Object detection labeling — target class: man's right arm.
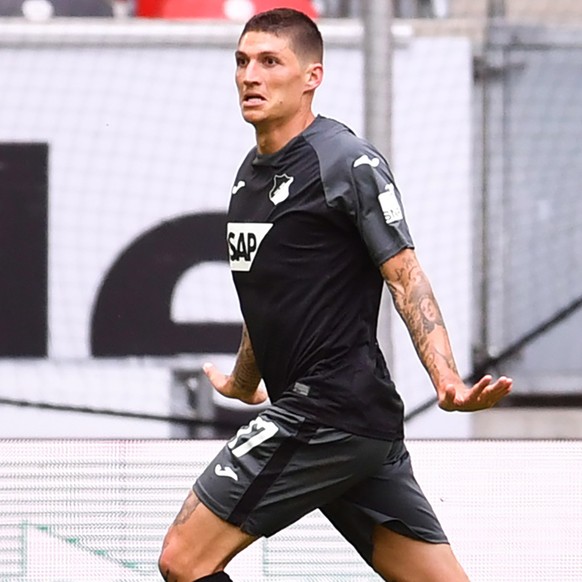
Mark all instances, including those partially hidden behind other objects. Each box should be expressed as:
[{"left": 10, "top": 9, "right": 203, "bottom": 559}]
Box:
[{"left": 203, "top": 324, "right": 268, "bottom": 405}]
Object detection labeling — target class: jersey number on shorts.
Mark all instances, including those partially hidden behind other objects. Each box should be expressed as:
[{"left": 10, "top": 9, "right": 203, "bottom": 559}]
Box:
[{"left": 228, "top": 417, "right": 279, "bottom": 458}]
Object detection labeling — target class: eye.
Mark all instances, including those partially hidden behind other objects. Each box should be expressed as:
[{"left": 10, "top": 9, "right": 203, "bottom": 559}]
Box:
[
  {"left": 263, "top": 56, "right": 279, "bottom": 66},
  {"left": 235, "top": 55, "right": 247, "bottom": 67}
]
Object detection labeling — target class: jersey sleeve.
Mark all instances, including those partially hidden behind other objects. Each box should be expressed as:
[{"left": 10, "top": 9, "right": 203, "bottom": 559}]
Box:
[
  {"left": 305, "top": 118, "right": 414, "bottom": 266},
  {"left": 320, "top": 144, "right": 413, "bottom": 266},
  {"left": 346, "top": 146, "right": 414, "bottom": 265}
]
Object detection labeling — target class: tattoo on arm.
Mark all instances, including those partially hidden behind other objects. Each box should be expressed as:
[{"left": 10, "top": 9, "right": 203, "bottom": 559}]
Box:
[
  {"left": 232, "top": 325, "right": 262, "bottom": 395},
  {"left": 385, "top": 253, "right": 459, "bottom": 388}
]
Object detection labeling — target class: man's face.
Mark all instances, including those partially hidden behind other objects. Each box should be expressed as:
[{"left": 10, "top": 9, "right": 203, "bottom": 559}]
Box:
[
  {"left": 420, "top": 296, "right": 437, "bottom": 322},
  {"left": 235, "top": 31, "right": 312, "bottom": 127}
]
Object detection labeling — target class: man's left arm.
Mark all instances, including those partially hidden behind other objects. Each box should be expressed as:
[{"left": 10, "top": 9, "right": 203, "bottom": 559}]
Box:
[{"left": 381, "top": 247, "right": 512, "bottom": 412}]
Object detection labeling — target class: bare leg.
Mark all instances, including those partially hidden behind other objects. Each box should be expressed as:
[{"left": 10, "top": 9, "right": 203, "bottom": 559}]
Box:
[
  {"left": 372, "top": 525, "right": 470, "bottom": 582},
  {"left": 159, "top": 490, "right": 257, "bottom": 582}
]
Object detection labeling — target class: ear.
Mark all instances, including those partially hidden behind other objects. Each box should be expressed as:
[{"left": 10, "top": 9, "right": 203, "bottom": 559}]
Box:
[{"left": 304, "top": 62, "right": 323, "bottom": 93}]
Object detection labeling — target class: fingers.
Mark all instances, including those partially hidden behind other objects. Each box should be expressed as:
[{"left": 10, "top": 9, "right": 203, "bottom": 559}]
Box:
[
  {"left": 489, "top": 375, "right": 513, "bottom": 399},
  {"left": 481, "top": 375, "right": 512, "bottom": 393},
  {"left": 438, "top": 384, "right": 458, "bottom": 411},
  {"left": 203, "top": 362, "right": 267, "bottom": 405},
  {"left": 202, "top": 361, "right": 214, "bottom": 379},
  {"left": 472, "top": 374, "right": 492, "bottom": 394},
  {"left": 202, "top": 362, "right": 225, "bottom": 390},
  {"left": 472, "top": 374, "right": 513, "bottom": 408},
  {"left": 440, "top": 375, "right": 513, "bottom": 412},
  {"left": 474, "top": 375, "right": 512, "bottom": 395},
  {"left": 491, "top": 376, "right": 512, "bottom": 390}
]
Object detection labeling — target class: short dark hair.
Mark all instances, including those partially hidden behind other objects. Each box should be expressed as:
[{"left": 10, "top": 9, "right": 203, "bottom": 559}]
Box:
[{"left": 240, "top": 8, "right": 323, "bottom": 63}]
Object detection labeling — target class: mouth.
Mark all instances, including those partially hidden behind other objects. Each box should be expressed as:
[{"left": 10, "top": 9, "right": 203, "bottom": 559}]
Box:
[{"left": 242, "top": 93, "right": 266, "bottom": 107}]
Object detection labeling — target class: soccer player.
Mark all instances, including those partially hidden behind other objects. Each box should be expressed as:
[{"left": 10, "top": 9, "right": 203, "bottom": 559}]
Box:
[{"left": 158, "top": 8, "right": 512, "bottom": 582}]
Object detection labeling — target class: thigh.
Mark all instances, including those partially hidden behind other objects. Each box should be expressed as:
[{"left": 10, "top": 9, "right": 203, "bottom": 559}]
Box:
[
  {"left": 160, "top": 489, "right": 257, "bottom": 580},
  {"left": 372, "top": 526, "right": 469, "bottom": 582},
  {"left": 193, "top": 405, "right": 391, "bottom": 538},
  {"left": 320, "top": 440, "right": 448, "bottom": 568}
]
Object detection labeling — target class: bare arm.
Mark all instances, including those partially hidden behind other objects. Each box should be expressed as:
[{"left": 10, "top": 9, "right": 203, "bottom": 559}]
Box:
[
  {"left": 203, "top": 324, "right": 268, "bottom": 405},
  {"left": 381, "top": 248, "right": 512, "bottom": 411}
]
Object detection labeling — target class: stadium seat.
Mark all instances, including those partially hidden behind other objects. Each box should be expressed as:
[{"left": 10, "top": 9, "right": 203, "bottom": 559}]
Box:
[
  {"left": 0, "top": 0, "right": 114, "bottom": 17},
  {"left": 51, "top": 0, "right": 114, "bottom": 17},
  {"left": 136, "top": 0, "right": 318, "bottom": 20},
  {"left": 0, "top": 0, "right": 27, "bottom": 16}
]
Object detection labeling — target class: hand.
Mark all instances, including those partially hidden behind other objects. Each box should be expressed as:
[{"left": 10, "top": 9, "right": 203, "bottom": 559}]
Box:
[
  {"left": 203, "top": 362, "right": 268, "bottom": 405},
  {"left": 438, "top": 374, "right": 512, "bottom": 412}
]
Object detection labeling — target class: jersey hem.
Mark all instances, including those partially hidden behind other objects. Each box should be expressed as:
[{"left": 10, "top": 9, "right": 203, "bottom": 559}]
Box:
[{"left": 274, "top": 398, "right": 404, "bottom": 442}]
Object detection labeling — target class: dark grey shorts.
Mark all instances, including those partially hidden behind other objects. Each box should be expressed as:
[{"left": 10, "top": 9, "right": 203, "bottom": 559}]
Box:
[{"left": 193, "top": 405, "right": 447, "bottom": 566}]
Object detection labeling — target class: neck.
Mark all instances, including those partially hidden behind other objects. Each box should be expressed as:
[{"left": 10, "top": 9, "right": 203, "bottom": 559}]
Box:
[{"left": 255, "top": 111, "right": 316, "bottom": 155}]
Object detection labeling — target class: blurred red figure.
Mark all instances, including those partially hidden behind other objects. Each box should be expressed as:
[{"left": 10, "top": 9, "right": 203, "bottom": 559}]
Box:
[{"left": 136, "top": 0, "right": 318, "bottom": 19}]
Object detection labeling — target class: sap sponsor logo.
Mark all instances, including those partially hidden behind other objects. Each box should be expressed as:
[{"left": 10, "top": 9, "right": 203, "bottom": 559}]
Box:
[
  {"left": 269, "top": 174, "right": 294, "bottom": 205},
  {"left": 227, "top": 222, "right": 273, "bottom": 272},
  {"left": 353, "top": 154, "right": 380, "bottom": 168},
  {"left": 377, "top": 183, "right": 403, "bottom": 224}
]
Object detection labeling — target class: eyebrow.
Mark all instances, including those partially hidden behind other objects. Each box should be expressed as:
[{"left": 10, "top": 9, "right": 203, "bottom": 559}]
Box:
[{"left": 235, "top": 49, "right": 284, "bottom": 59}]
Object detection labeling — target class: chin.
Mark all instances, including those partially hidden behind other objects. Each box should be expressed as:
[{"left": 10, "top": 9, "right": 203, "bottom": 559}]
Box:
[{"left": 241, "top": 110, "right": 266, "bottom": 126}]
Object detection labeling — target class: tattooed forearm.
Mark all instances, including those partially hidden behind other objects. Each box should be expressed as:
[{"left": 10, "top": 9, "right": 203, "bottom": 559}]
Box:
[
  {"left": 383, "top": 251, "right": 459, "bottom": 389},
  {"left": 232, "top": 325, "right": 262, "bottom": 396}
]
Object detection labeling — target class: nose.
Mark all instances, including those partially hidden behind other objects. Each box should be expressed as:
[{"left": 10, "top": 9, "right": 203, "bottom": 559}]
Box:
[{"left": 242, "top": 59, "right": 260, "bottom": 85}]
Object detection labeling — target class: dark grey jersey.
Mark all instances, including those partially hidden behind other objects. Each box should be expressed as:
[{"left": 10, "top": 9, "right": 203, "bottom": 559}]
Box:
[{"left": 226, "top": 116, "right": 414, "bottom": 440}]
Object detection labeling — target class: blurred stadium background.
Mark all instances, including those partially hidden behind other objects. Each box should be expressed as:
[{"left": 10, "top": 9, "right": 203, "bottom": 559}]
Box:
[{"left": 0, "top": 0, "right": 581, "bottom": 579}]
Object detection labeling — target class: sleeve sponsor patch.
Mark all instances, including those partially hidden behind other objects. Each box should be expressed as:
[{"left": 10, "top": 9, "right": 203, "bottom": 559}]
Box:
[{"left": 377, "top": 183, "right": 403, "bottom": 224}]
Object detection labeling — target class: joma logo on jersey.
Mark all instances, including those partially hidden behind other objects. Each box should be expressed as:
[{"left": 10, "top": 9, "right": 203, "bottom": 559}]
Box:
[{"left": 227, "top": 223, "right": 273, "bottom": 272}]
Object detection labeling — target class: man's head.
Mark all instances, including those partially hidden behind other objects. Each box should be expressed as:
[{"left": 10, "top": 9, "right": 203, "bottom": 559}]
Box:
[{"left": 235, "top": 8, "right": 324, "bottom": 132}]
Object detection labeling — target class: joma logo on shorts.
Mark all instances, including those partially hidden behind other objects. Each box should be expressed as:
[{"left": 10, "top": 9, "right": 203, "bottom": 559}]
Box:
[
  {"left": 227, "top": 222, "right": 273, "bottom": 272},
  {"left": 214, "top": 464, "right": 238, "bottom": 481}
]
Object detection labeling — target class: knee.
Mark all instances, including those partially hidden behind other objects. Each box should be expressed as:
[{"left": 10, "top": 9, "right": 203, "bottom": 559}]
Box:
[
  {"left": 158, "top": 532, "right": 218, "bottom": 582},
  {"left": 158, "top": 540, "right": 178, "bottom": 581},
  {"left": 158, "top": 535, "right": 197, "bottom": 581}
]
